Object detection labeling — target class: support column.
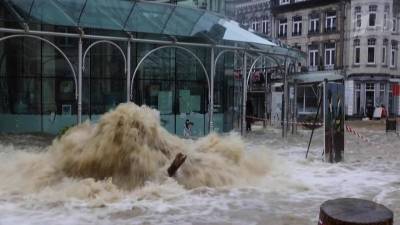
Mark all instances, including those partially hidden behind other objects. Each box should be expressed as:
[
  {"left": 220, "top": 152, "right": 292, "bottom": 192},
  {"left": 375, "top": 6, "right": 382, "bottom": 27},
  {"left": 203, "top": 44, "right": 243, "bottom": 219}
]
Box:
[
  {"left": 78, "top": 38, "right": 83, "bottom": 124},
  {"left": 293, "top": 80, "right": 298, "bottom": 134},
  {"left": 241, "top": 52, "right": 247, "bottom": 136},
  {"left": 209, "top": 47, "right": 215, "bottom": 132},
  {"left": 127, "top": 40, "right": 131, "bottom": 102},
  {"left": 264, "top": 58, "right": 268, "bottom": 128},
  {"left": 283, "top": 59, "right": 289, "bottom": 139}
]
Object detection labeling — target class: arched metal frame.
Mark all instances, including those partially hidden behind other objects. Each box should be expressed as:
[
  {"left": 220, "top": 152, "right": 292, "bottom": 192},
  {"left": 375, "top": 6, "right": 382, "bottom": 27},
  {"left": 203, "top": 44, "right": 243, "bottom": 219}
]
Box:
[
  {"left": 130, "top": 45, "right": 210, "bottom": 100},
  {"left": 82, "top": 40, "right": 127, "bottom": 74},
  {"left": 0, "top": 34, "right": 78, "bottom": 99},
  {"left": 129, "top": 45, "right": 212, "bottom": 130},
  {"left": 0, "top": 28, "right": 304, "bottom": 136}
]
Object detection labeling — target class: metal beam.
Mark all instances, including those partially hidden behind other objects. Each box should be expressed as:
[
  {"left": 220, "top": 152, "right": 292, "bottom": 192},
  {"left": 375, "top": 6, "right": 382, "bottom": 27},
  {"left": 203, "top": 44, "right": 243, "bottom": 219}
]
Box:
[
  {"left": 0, "top": 27, "right": 302, "bottom": 60},
  {"left": 78, "top": 38, "right": 83, "bottom": 124},
  {"left": 0, "top": 34, "right": 78, "bottom": 100},
  {"left": 82, "top": 40, "right": 127, "bottom": 74},
  {"left": 130, "top": 45, "right": 211, "bottom": 103},
  {"left": 210, "top": 47, "right": 215, "bottom": 132}
]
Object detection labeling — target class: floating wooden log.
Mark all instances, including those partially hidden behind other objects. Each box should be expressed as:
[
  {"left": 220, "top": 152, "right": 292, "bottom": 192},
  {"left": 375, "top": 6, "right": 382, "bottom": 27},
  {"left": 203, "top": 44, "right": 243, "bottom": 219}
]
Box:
[
  {"left": 319, "top": 198, "right": 393, "bottom": 225},
  {"left": 167, "top": 153, "right": 187, "bottom": 177}
]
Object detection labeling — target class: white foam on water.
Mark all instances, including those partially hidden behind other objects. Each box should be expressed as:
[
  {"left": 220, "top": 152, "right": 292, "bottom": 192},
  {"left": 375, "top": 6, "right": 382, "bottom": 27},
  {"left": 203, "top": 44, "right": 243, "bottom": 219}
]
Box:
[{"left": 0, "top": 103, "right": 399, "bottom": 225}]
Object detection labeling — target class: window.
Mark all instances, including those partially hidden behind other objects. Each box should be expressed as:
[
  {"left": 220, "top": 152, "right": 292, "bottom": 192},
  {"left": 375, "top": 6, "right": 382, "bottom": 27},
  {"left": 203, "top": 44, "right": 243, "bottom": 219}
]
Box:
[
  {"left": 384, "top": 5, "right": 390, "bottom": 29},
  {"left": 309, "top": 46, "right": 318, "bottom": 71},
  {"left": 354, "top": 39, "right": 360, "bottom": 64},
  {"left": 382, "top": 39, "right": 388, "bottom": 65},
  {"left": 393, "top": 19, "right": 397, "bottom": 32},
  {"left": 251, "top": 20, "right": 257, "bottom": 31},
  {"left": 325, "top": 11, "right": 337, "bottom": 32},
  {"left": 367, "top": 38, "right": 376, "bottom": 64},
  {"left": 309, "top": 15, "right": 320, "bottom": 33},
  {"left": 391, "top": 41, "right": 398, "bottom": 68},
  {"left": 278, "top": 19, "right": 288, "bottom": 37},
  {"left": 280, "top": 0, "right": 289, "bottom": 5},
  {"left": 369, "top": 5, "right": 377, "bottom": 27},
  {"left": 366, "top": 83, "right": 374, "bottom": 90},
  {"left": 379, "top": 83, "right": 385, "bottom": 106},
  {"left": 355, "top": 83, "right": 361, "bottom": 115},
  {"left": 292, "top": 16, "right": 302, "bottom": 36},
  {"left": 355, "top": 6, "right": 362, "bottom": 28},
  {"left": 262, "top": 19, "right": 269, "bottom": 34},
  {"left": 325, "top": 43, "right": 335, "bottom": 69}
]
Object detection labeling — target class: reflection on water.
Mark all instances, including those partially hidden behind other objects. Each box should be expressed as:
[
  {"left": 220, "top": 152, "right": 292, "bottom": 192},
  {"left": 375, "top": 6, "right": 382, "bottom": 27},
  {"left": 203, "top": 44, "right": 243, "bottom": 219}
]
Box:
[{"left": 0, "top": 105, "right": 399, "bottom": 225}]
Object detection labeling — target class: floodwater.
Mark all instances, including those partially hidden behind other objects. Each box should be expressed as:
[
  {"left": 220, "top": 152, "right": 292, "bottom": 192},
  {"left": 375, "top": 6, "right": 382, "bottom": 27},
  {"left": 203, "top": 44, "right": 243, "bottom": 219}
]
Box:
[{"left": 0, "top": 105, "right": 399, "bottom": 225}]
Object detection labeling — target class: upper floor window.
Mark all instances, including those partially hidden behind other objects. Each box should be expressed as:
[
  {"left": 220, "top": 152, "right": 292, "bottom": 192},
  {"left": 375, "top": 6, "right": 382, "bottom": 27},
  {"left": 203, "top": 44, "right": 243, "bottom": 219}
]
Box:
[
  {"left": 308, "top": 45, "right": 319, "bottom": 70},
  {"left": 325, "top": 11, "right": 337, "bottom": 32},
  {"left": 262, "top": 19, "right": 269, "bottom": 34},
  {"left": 251, "top": 20, "right": 257, "bottom": 31},
  {"left": 382, "top": 39, "right": 388, "bottom": 65},
  {"left": 278, "top": 19, "right": 288, "bottom": 37},
  {"left": 393, "top": 19, "right": 397, "bottom": 32},
  {"left": 367, "top": 38, "right": 376, "bottom": 64},
  {"left": 369, "top": 5, "right": 377, "bottom": 27},
  {"left": 355, "top": 6, "right": 362, "bottom": 28},
  {"left": 354, "top": 39, "right": 360, "bottom": 65},
  {"left": 280, "top": 0, "right": 289, "bottom": 5},
  {"left": 391, "top": 41, "right": 398, "bottom": 68},
  {"left": 309, "top": 14, "right": 320, "bottom": 33},
  {"left": 325, "top": 42, "right": 336, "bottom": 69},
  {"left": 292, "top": 16, "right": 302, "bottom": 36}
]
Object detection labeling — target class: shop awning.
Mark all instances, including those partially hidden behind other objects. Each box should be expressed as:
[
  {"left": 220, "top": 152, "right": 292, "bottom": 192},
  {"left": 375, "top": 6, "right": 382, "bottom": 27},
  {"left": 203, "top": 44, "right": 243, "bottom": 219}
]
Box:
[{"left": 292, "top": 70, "right": 344, "bottom": 83}]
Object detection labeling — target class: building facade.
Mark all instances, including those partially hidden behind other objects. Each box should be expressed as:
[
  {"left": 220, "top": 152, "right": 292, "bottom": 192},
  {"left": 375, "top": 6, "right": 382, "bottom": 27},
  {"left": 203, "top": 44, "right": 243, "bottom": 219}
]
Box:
[
  {"left": 234, "top": 0, "right": 272, "bottom": 36},
  {"left": 344, "top": 0, "right": 400, "bottom": 117},
  {"left": 271, "top": 0, "right": 400, "bottom": 117}
]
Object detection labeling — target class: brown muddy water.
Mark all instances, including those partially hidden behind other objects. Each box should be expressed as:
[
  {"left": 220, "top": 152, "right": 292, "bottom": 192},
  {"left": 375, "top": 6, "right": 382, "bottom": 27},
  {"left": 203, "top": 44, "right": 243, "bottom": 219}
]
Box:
[{"left": 0, "top": 103, "right": 399, "bottom": 225}]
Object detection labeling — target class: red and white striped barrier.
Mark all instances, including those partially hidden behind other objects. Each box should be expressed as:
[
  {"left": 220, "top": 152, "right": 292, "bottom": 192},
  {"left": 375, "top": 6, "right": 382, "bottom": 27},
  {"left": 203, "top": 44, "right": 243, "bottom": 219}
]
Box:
[
  {"left": 246, "top": 116, "right": 323, "bottom": 126},
  {"left": 345, "top": 125, "right": 370, "bottom": 143}
]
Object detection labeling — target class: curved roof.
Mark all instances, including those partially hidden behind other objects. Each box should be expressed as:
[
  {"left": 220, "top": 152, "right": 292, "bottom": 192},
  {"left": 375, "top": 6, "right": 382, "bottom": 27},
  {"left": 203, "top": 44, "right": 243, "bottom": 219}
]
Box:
[{"left": 5, "top": 0, "right": 276, "bottom": 46}]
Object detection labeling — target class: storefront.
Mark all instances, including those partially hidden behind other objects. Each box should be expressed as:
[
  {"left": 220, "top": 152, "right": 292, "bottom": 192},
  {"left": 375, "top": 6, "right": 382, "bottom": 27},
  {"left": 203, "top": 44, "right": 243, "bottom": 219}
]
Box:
[{"left": 0, "top": 0, "right": 302, "bottom": 136}]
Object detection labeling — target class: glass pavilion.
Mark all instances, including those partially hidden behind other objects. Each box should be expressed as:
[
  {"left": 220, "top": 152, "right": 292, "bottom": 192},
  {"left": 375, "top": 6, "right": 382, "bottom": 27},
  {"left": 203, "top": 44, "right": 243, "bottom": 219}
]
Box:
[{"left": 0, "top": 0, "right": 304, "bottom": 136}]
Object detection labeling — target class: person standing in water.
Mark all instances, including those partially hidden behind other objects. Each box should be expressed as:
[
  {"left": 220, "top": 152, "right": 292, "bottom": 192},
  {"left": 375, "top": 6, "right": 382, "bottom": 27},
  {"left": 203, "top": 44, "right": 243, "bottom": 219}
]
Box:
[{"left": 183, "top": 119, "right": 193, "bottom": 138}]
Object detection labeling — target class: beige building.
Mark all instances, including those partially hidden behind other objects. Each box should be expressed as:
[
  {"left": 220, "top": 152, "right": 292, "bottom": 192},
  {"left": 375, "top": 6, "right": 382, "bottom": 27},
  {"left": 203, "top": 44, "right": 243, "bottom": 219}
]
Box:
[
  {"left": 344, "top": 0, "right": 400, "bottom": 117},
  {"left": 271, "top": 0, "right": 400, "bottom": 117}
]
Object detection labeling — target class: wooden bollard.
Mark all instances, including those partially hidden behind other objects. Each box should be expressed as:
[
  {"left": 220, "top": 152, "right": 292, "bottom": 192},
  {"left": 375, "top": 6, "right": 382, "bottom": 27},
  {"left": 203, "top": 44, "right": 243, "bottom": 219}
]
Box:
[{"left": 319, "top": 198, "right": 393, "bottom": 225}]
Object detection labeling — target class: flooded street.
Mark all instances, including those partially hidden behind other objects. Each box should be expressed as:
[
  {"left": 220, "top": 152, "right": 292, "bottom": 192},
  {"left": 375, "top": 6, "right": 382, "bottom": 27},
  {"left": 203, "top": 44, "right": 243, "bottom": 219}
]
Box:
[{"left": 0, "top": 118, "right": 399, "bottom": 225}]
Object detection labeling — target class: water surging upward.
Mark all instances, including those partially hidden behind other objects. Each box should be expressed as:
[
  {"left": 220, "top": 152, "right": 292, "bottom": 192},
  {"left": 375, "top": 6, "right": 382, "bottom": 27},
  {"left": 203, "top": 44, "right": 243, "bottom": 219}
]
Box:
[{"left": 0, "top": 103, "right": 270, "bottom": 198}]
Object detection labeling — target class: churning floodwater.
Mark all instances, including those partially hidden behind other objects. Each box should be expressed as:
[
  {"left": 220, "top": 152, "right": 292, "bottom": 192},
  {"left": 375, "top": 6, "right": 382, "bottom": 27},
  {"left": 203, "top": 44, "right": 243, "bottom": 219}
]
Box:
[{"left": 0, "top": 103, "right": 399, "bottom": 225}]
